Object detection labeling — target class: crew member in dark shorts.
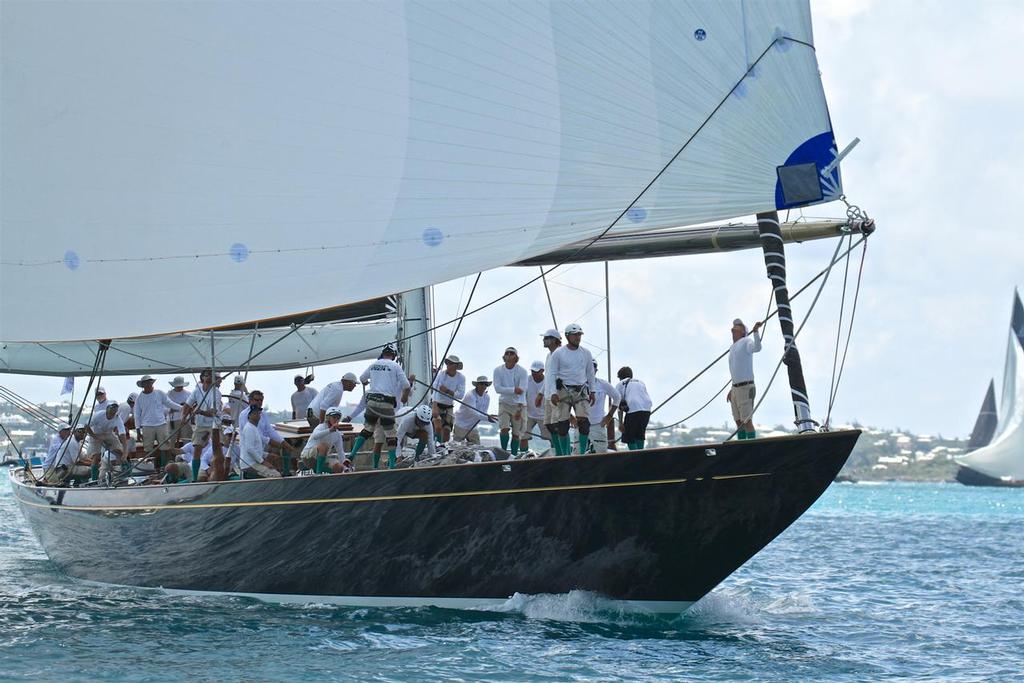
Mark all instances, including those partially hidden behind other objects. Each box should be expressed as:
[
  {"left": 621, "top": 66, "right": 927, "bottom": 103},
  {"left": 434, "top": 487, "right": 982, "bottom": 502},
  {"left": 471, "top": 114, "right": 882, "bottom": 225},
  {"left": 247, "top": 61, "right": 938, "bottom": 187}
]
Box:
[{"left": 615, "top": 367, "right": 653, "bottom": 451}]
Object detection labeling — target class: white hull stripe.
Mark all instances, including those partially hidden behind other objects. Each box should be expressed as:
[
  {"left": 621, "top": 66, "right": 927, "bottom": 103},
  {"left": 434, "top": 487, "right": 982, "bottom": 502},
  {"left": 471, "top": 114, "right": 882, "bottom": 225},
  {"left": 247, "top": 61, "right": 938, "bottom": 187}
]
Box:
[{"left": 74, "top": 578, "right": 696, "bottom": 614}]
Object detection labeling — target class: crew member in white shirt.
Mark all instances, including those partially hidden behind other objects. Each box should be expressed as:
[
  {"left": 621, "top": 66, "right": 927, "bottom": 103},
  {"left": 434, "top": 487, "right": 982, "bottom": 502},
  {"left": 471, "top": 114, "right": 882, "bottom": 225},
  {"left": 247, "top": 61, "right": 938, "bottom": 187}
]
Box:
[
  {"left": 493, "top": 347, "right": 528, "bottom": 455},
  {"left": 308, "top": 373, "right": 358, "bottom": 427},
  {"left": 546, "top": 323, "right": 596, "bottom": 455},
  {"left": 239, "top": 406, "right": 281, "bottom": 479},
  {"left": 430, "top": 354, "right": 465, "bottom": 443},
  {"left": 86, "top": 402, "right": 128, "bottom": 480},
  {"left": 94, "top": 386, "right": 109, "bottom": 415},
  {"left": 452, "top": 376, "right": 495, "bottom": 444},
  {"left": 133, "top": 375, "right": 182, "bottom": 470},
  {"left": 117, "top": 393, "right": 138, "bottom": 455},
  {"left": 540, "top": 329, "right": 564, "bottom": 454},
  {"left": 522, "top": 360, "right": 550, "bottom": 454},
  {"left": 349, "top": 344, "right": 410, "bottom": 470},
  {"left": 167, "top": 377, "right": 191, "bottom": 441},
  {"left": 615, "top": 366, "right": 654, "bottom": 450},
  {"left": 727, "top": 318, "right": 763, "bottom": 440},
  {"left": 43, "top": 424, "right": 87, "bottom": 484},
  {"left": 291, "top": 375, "right": 319, "bottom": 421},
  {"left": 184, "top": 368, "right": 224, "bottom": 481},
  {"left": 301, "top": 407, "right": 349, "bottom": 473},
  {"left": 227, "top": 376, "right": 248, "bottom": 427},
  {"left": 396, "top": 404, "right": 436, "bottom": 461},
  {"left": 586, "top": 362, "right": 621, "bottom": 454},
  {"left": 238, "top": 390, "right": 300, "bottom": 463}
]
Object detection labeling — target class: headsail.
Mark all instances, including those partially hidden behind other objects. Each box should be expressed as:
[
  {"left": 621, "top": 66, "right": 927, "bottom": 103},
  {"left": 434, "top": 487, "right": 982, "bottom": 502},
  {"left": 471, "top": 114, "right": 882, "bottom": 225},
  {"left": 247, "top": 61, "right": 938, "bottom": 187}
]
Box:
[
  {"left": 958, "top": 291, "right": 1024, "bottom": 480},
  {"left": 966, "top": 380, "right": 999, "bottom": 451},
  {"left": 2, "top": 1, "right": 842, "bottom": 342}
]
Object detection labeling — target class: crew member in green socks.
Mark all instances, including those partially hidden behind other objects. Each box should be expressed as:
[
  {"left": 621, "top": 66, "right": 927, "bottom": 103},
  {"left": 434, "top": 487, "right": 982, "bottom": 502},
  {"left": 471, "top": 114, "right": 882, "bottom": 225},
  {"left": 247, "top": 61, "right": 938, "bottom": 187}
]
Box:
[
  {"left": 493, "top": 347, "right": 529, "bottom": 456},
  {"left": 300, "top": 407, "right": 346, "bottom": 473},
  {"left": 546, "top": 324, "right": 597, "bottom": 456},
  {"left": 727, "top": 318, "right": 763, "bottom": 440},
  {"left": 615, "top": 367, "right": 652, "bottom": 451},
  {"left": 395, "top": 404, "right": 436, "bottom": 463},
  {"left": 348, "top": 344, "right": 411, "bottom": 469}
]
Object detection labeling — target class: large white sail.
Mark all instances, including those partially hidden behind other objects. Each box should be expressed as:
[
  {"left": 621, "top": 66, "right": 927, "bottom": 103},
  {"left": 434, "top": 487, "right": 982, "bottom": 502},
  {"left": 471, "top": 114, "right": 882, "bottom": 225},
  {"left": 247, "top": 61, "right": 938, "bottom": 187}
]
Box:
[
  {"left": 959, "top": 292, "right": 1024, "bottom": 480},
  {"left": 1, "top": 1, "right": 841, "bottom": 342}
]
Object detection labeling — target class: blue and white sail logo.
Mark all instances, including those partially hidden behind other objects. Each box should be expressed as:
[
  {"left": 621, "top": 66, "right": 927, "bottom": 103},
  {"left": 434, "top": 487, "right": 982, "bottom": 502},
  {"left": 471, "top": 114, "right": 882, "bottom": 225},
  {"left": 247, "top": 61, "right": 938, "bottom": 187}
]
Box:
[
  {"left": 229, "top": 243, "right": 249, "bottom": 263},
  {"left": 694, "top": 28, "right": 707, "bottom": 41}
]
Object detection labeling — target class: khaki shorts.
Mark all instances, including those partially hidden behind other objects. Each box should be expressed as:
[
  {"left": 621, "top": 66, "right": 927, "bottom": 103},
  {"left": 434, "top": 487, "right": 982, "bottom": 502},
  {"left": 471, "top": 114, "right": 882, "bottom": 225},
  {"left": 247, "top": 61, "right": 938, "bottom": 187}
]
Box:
[
  {"left": 452, "top": 425, "right": 480, "bottom": 444},
  {"left": 433, "top": 403, "right": 455, "bottom": 429},
  {"left": 140, "top": 424, "right": 170, "bottom": 450},
  {"left": 86, "top": 431, "right": 123, "bottom": 456},
  {"left": 589, "top": 429, "right": 608, "bottom": 454},
  {"left": 525, "top": 416, "right": 549, "bottom": 441},
  {"left": 729, "top": 383, "right": 756, "bottom": 424},
  {"left": 555, "top": 386, "right": 590, "bottom": 423},
  {"left": 543, "top": 399, "right": 556, "bottom": 425},
  {"left": 191, "top": 425, "right": 220, "bottom": 447},
  {"left": 498, "top": 402, "right": 525, "bottom": 436},
  {"left": 170, "top": 419, "right": 192, "bottom": 440}
]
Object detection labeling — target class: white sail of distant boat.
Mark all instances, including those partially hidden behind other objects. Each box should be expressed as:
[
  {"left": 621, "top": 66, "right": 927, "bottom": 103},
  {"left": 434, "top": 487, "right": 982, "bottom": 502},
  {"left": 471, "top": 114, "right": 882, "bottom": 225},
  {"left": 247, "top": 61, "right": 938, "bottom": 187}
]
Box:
[
  {"left": 958, "top": 291, "right": 1024, "bottom": 482},
  {"left": 1, "top": 0, "right": 842, "bottom": 356}
]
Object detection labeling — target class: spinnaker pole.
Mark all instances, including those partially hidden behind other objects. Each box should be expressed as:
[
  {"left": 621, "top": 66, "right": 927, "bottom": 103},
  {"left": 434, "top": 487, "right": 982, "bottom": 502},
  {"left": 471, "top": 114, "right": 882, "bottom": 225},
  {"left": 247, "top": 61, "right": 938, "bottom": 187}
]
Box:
[{"left": 757, "top": 211, "right": 816, "bottom": 433}]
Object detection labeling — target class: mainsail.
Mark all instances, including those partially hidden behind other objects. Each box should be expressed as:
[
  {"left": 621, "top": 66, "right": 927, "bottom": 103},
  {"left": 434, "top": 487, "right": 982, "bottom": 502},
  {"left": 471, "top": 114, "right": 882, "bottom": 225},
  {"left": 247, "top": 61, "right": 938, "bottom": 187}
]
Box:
[
  {"left": 958, "top": 291, "right": 1024, "bottom": 480},
  {"left": 1, "top": 1, "right": 843, "bottom": 345}
]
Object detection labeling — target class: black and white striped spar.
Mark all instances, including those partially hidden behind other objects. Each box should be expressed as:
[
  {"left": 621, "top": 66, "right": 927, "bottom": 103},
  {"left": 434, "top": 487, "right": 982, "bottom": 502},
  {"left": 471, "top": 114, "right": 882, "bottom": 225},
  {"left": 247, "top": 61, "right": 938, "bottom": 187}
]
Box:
[{"left": 757, "top": 211, "right": 816, "bottom": 433}]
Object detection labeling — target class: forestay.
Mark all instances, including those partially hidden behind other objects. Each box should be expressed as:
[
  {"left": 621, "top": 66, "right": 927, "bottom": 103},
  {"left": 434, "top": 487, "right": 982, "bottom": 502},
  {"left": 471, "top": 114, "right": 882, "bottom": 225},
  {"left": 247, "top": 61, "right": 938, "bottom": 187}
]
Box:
[
  {"left": 958, "top": 292, "right": 1024, "bottom": 480},
  {"left": 1, "top": 1, "right": 842, "bottom": 342}
]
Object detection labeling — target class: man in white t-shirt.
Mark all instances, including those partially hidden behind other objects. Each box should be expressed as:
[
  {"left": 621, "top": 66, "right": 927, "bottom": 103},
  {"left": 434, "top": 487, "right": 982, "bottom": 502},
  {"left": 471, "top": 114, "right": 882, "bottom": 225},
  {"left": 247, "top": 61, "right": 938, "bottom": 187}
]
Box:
[
  {"left": 493, "top": 347, "right": 528, "bottom": 455},
  {"left": 615, "top": 366, "right": 654, "bottom": 451},
  {"left": 308, "top": 373, "right": 359, "bottom": 427},
  {"left": 452, "top": 376, "right": 495, "bottom": 444},
  {"left": 586, "top": 362, "right": 620, "bottom": 454},
  {"left": 226, "top": 376, "right": 248, "bottom": 427},
  {"left": 546, "top": 323, "right": 596, "bottom": 456},
  {"left": 184, "top": 368, "right": 224, "bottom": 481},
  {"left": 86, "top": 402, "right": 127, "bottom": 480},
  {"left": 727, "top": 318, "right": 763, "bottom": 440},
  {"left": 430, "top": 354, "right": 465, "bottom": 443},
  {"left": 521, "top": 360, "right": 549, "bottom": 454},
  {"left": 540, "top": 329, "right": 563, "bottom": 454},
  {"left": 133, "top": 375, "right": 183, "bottom": 469},
  {"left": 349, "top": 344, "right": 410, "bottom": 470},
  {"left": 301, "top": 407, "right": 350, "bottom": 474},
  {"left": 291, "top": 375, "right": 319, "bottom": 420},
  {"left": 240, "top": 406, "right": 281, "bottom": 479},
  {"left": 167, "top": 376, "right": 191, "bottom": 441},
  {"left": 397, "top": 404, "right": 436, "bottom": 461}
]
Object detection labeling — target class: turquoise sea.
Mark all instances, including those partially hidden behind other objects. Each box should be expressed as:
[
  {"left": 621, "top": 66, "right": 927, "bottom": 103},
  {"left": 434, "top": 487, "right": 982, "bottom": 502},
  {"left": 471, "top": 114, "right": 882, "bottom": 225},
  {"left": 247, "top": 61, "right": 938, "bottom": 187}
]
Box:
[{"left": 1, "top": 479, "right": 1022, "bottom": 682}]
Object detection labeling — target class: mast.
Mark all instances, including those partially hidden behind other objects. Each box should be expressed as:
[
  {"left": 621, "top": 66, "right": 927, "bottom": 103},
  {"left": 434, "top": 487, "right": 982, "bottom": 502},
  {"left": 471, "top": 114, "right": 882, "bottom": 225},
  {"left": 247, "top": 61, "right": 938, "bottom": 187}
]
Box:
[
  {"left": 396, "top": 287, "right": 434, "bottom": 406},
  {"left": 757, "top": 211, "right": 816, "bottom": 433}
]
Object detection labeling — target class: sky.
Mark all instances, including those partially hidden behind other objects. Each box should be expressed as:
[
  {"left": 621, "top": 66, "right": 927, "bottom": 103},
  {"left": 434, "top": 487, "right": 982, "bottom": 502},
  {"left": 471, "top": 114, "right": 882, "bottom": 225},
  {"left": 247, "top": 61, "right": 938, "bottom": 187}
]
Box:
[{"left": 3, "top": 0, "right": 1022, "bottom": 437}]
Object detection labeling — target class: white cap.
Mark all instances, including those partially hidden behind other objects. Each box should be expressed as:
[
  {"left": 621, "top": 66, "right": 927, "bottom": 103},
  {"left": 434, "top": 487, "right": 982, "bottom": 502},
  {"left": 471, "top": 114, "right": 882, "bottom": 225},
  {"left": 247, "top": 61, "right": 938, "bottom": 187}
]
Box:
[
  {"left": 473, "top": 375, "right": 492, "bottom": 385},
  {"left": 504, "top": 346, "right": 518, "bottom": 355},
  {"left": 169, "top": 376, "right": 189, "bottom": 388},
  {"left": 444, "top": 354, "right": 463, "bottom": 369},
  {"left": 541, "top": 328, "right": 561, "bottom": 339},
  {"left": 96, "top": 386, "right": 107, "bottom": 394},
  {"left": 127, "top": 392, "right": 138, "bottom": 402},
  {"left": 530, "top": 360, "right": 545, "bottom": 372},
  {"left": 234, "top": 376, "right": 245, "bottom": 385},
  {"left": 564, "top": 323, "right": 583, "bottom": 335},
  {"left": 342, "top": 372, "right": 358, "bottom": 382},
  {"left": 414, "top": 404, "right": 433, "bottom": 423}
]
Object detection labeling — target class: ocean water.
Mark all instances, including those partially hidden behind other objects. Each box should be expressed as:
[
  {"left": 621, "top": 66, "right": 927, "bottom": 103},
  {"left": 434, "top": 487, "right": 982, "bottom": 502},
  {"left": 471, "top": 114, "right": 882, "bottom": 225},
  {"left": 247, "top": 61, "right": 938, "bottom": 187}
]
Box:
[{"left": 1, "top": 479, "right": 1022, "bottom": 682}]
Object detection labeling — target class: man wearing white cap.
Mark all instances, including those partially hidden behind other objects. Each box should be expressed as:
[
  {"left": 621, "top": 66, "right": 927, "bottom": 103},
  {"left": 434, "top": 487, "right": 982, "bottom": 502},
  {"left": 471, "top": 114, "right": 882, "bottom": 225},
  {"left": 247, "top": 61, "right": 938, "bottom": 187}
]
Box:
[
  {"left": 291, "top": 375, "right": 319, "bottom": 421},
  {"left": 453, "top": 376, "right": 494, "bottom": 444},
  {"left": 227, "top": 376, "right": 248, "bottom": 427},
  {"left": 493, "top": 347, "right": 528, "bottom": 455},
  {"left": 167, "top": 376, "right": 191, "bottom": 441},
  {"left": 541, "top": 329, "right": 564, "bottom": 454},
  {"left": 183, "top": 368, "right": 224, "bottom": 481},
  {"left": 133, "top": 375, "right": 182, "bottom": 470},
  {"left": 308, "top": 373, "right": 359, "bottom": 427},
  {"left": 94, "top": 387, "right": 109, "bottom": 415},
  {"left": 522, "top": 360, "right": 550, "bottom": 454},
  {"left": 86, "top": 402, "right": 128, "bottom": 480},
  {"left": 300, "top": 407, "right": 348, "bottom": 473},
  {"left": 349, "top": 344, "right": 410, "bottom": 469},
  {"left": 586, "top": 361, "right": 620, "bottom": 454},
  {"left": 546, "top": 323, "right": 596, "bottom": 455},
  {"left": 43, "top": 424, "right": 87, "bottom": 484},
  {"left": 728, "top": 318, "right": 763, "bottom": 440},
  {"left": 43, "top": 424, "right": 74, "bottom": 473},
  {"left": 430, "top": 354, "right": 465, "bottom": 443},
  {"left": 117, "top": 393, "right": 138, "bottom": 455},
  {"left": 396, "top": 404, "right": 437, "bottom": 462}
]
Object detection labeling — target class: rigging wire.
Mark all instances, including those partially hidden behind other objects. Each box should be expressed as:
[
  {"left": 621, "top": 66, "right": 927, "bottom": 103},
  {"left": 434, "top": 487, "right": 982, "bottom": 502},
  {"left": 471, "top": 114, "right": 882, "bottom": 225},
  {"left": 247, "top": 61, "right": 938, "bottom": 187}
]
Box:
[
  {"left": 540, "top": 267, "right": 559, "bottom": 332},
  {"left": 826, "top": 237, "right": 869, "bottom": 428},
  {"left": 826, "top": 234, "right": 854, "bottom": 425}
]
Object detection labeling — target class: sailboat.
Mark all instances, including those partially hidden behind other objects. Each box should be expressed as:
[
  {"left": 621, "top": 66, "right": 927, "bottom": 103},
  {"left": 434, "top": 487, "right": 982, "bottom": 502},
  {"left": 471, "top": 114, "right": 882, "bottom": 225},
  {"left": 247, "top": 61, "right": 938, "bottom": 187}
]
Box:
[
  {"left": 3, "top": 1, "right": 870, "bottom": 611},
  {"left": 956, "top": 291, "right": 1024, "bottom": 487}
]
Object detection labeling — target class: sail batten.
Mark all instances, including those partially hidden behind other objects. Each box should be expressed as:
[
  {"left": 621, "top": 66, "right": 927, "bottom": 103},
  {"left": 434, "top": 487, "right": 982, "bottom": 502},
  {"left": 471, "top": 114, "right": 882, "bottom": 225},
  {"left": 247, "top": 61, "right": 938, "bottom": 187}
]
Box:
[{"left": 1, "top": 1, "right": 840, "bottom": 343}]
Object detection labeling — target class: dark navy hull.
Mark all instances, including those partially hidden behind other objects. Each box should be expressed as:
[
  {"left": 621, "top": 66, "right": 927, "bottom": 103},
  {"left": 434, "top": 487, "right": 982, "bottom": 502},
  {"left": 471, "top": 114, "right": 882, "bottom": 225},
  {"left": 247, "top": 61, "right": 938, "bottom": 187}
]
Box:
[
  {"left": 11, "top": 431, "right": 859, "bottom": 610},
  {"left": 956, "top": 465, "right": 1024, "bottom": 488}
]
